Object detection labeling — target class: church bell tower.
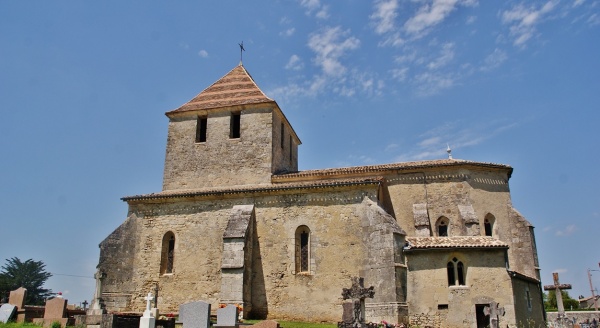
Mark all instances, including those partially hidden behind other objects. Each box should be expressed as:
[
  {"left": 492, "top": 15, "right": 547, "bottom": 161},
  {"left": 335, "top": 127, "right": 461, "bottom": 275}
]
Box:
[{"left": 162, "top": 65, "right": 301, "bottom": 191}]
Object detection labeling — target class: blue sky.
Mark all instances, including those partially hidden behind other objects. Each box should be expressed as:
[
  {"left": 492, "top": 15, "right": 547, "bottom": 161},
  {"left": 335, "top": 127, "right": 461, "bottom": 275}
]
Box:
[{"left": 1, "top": 1, "right": 599, "bottom": 306}]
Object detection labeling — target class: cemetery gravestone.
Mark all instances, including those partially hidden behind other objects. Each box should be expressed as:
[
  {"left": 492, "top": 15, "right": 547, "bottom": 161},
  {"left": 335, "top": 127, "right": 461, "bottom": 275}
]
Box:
[
  {"left": 341, "top": 302, "right": 354, "bottom": 326},
  {"left": 250, "top": 320, "right": 280, "bottom": 328},
  {"left": 179, "top": 301, "right": 211, "bottom": 328},
  {"left": 8, "top": 287, "right": 26, "bottom": 309},
  {"left": 33, "top": 296, "right": 74, "bottom": 327},
  {"left": 0, "top": 304, "right": 17, "bottom": 323},
  {"left": 215, "top": 305, "right": 238, "bottom": 328},
  {"left": 139, "top": 292, "right": 156, "bottom": 328}
]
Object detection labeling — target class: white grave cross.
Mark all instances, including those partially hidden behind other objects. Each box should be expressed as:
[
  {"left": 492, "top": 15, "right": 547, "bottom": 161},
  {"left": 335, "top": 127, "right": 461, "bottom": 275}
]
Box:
[
  {"left": 139, "top": 292, "right": 156, "bottom": 328},
  {"left": 144, "top": 293, "right": 154, "bottom": 314}
]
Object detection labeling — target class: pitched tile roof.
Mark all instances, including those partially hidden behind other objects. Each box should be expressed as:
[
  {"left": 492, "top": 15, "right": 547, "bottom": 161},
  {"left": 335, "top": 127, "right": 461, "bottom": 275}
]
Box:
[
  {"left": 404, "top": 236, "right": 509, "bottom": 250},
  {"left": 272, "top": 159, "right": 513, "bottom": 182},
  {"left": 166, "top": 64, "right": 274, "bottom": 115},
  {"left": 122, "top": 177, "right": 383, "bottom": 202},
  {"left": 509, "top": 270, "right": 540, "bottom": 283}
]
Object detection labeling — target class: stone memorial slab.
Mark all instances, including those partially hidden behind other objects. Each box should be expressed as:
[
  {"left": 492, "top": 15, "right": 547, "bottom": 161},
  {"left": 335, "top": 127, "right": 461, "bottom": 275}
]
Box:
[
  {"left": 341, "top": 302, "right": 354, "bottom": 325},
  {"left": 44, "top": 297, "right": 67, "bottom": 319},
  {"left": 251, "top": 320, "right": 280, "bottom": 328},
  {"left": 33, "top": 296, "right": 73, "bottom": 327},
  {"left": 179, "top": 301, "right": 211, "bottom": 328},
  {"left": 216, "top": 305, "right": 238, "bottom": 327},
  {"left": 0, "top": 304, "right": 17, "bottom": 323},
  {"left": 8, "top": 287, "right": 27, "bottom": 309}
]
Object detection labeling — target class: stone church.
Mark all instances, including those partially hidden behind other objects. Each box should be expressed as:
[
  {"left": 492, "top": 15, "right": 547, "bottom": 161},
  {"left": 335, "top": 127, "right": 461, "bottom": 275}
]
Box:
[{"left": 96, "top": 64, "right": 545, "bottom": 327}]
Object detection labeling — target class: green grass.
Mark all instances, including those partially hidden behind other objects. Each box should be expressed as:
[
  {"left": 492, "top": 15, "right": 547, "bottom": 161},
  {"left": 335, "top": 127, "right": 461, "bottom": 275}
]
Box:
[{"left": 0, "top": 323, "right": 42, "bottom": 327}]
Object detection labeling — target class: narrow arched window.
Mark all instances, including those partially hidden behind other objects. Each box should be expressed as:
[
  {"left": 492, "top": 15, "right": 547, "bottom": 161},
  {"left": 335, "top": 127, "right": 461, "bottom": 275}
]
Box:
[
  {"left": 160, "top": 232, "right": 175, "bottom": 274},
  {"left": 447, "top": 257, "right": 466, "bottom": 286},
  {"left": 484, "top": 214, "right": 495, "bottom": 237},
  {"left": 295, "top": 226, "right": 310, "bottom": 273},
  {"left": 457, "top": 261, "right": 465, "bottom": 285},
  {"left": 436, "top": 217, "right": 449, "bottom": 237},
  {"left": 447, "top": 261, "right": 455, "bottom": 286}
]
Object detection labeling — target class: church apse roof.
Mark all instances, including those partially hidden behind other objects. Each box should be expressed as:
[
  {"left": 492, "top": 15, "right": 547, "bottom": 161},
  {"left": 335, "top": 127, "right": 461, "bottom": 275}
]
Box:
[
  {"left": 272, "top": 159, "right": 513, "bottom": 183},
  {"left": 166, "top": 64, "right": 275, "bottom": 115},
  {"left": 404, "top": 236, "right": 509, "bottom": 250}
]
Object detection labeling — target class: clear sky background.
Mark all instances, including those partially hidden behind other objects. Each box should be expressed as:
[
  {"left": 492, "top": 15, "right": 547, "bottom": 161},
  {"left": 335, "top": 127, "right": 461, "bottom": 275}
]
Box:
[{"left": 1, "top": 1, "right": 599, "bottom": 306}]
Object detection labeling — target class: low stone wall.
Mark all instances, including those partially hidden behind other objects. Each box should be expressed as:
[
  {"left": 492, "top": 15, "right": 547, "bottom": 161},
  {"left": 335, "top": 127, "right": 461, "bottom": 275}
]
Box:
[{"left": 546, "top": 311, "right": 600, "bottom": 326}]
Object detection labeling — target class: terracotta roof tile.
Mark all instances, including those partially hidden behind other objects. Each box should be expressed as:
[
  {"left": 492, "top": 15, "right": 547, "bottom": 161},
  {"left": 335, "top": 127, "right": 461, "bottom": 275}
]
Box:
[
  {"left": 167, "top": 65, "right": 274, "bottom": 114},
  {"left": 122, "top": 177, "right": 383, "bottom": 202},
  {"left": 404, "top": 236, "right": 509, "bottom": 250},
  {"left": 273, "top": 159, "right": 512, "bottom": 182}
]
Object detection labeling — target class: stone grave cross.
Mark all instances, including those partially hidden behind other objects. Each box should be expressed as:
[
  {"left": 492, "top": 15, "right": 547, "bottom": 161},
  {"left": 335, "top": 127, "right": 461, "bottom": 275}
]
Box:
[
  {"left": 483, "top": 301, "right": 505, "bottom": 328},
  {"left": 144, "top": 293, "right": 153, "bottom": 314},
  {"left": 544, "top": 272, "right": 572, "bottom": 318},
  {"left": 139, "top": 292, "right": 156, "bottom": 328},
  {"left": 341, "top": 277, "right": 375, "bottom": 327}
]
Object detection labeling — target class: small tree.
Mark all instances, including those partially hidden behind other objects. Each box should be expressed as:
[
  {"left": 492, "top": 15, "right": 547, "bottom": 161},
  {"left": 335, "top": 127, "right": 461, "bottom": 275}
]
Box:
[
  {"left": 545, "top": 290, "right": 579, "bottom": 311},
  {"left": 0, "top": 257, "right": 53, "bottom": 305}
]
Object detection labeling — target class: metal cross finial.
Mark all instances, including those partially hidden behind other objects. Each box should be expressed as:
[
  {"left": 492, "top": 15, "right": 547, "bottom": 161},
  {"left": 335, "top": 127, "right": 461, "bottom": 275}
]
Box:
[{"left": 239, "top": 41, "right": 245, "bottom": 65}]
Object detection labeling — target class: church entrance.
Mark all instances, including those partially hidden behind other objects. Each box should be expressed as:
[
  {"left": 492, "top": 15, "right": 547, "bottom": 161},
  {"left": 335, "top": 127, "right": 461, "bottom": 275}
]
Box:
[{"left": 475, "top": 304, "right": 490, "bottom": 328}]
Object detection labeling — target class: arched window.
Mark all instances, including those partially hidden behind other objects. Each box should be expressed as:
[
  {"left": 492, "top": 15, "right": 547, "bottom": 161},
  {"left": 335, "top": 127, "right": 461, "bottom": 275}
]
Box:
[
  {"left": 436, "top": 217, "right": 449, "bottom": 237},
  {"left": 484, "top": 214, "right": 495, "bottom": 237},
  {"left": 447, "top": 257, "right": 466, "bottom": 286},
  {"left": 160, "top": 232, "right": 175, "bottom": 274},
  {"left": 447, "top": 261, "right": 455, "bottom": 286},
  {"left": 295, "top": 226, "right": 310, "bottom": 273}
]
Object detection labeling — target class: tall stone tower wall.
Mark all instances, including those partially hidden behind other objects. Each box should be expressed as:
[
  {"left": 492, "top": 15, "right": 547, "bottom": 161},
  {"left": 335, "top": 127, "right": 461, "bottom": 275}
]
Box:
[{"left": 163, "top": 105, "right": 273, "bottom": 190}]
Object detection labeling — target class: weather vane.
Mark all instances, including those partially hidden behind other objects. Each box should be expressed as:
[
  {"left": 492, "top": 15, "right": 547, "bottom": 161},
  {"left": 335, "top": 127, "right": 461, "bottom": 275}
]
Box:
[{"left": 239, "top": 41, "right": 245, "bottom": 65}]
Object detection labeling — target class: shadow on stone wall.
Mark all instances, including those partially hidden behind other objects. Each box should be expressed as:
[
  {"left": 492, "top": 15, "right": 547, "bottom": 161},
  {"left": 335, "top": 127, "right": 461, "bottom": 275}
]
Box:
[{"left": 249, "top": 216, "right": 268, "bottom": 319}]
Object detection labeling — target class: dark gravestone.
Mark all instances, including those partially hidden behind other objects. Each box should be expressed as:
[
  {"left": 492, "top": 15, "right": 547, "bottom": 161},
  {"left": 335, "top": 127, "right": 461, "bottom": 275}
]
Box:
[{"left": 341, "top": 302, "right": 354, "bottom": 325}]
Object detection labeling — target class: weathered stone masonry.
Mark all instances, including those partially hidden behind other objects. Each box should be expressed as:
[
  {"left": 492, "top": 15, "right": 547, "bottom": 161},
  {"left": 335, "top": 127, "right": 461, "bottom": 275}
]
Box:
[{"left": 96, "top": 64, "right": 545, "bottom": 327}]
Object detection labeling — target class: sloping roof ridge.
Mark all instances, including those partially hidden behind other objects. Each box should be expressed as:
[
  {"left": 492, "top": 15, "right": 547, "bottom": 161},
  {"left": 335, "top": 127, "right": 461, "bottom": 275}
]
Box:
[
  {"left": 239, "top": 64, "right": 274, "bottom": 102},
  {"left": 167, "top": 64, "right": 275, "bottom": 114},
  {"left": 122, "top": 176, "right": 383, "bottom": 201},
  {"left": 273, "top": 158, "right": 512, "bottom": 180},
  {"left": 171, "top": 65, "right": 239, "bottom": 111}
]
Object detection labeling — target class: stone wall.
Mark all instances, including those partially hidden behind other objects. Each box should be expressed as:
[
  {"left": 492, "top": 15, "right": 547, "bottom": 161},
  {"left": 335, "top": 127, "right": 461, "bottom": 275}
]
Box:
[
  {"left": 511, "top": 277, "right": 545, "bottom": 327},
  {"left": 271, "top": 109, "right": 299, "bottom": 175},
  {"left": 405, "top": 248, "right": 516, "bottom": 328},
  {"left": 100, "top": 185, "right": 387, "bottom": 322},
  {"left": 162, "top": 105, "right": 278, "bottom": 190},
  {"left": 385, "top": 167, "right": 537, "bottom": 279},
  {"left": 98, "top": 213, "right": 140, "bottom": 312},
  {"left": 547, "top": 311, "right": 600, "bottom": 326}
]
